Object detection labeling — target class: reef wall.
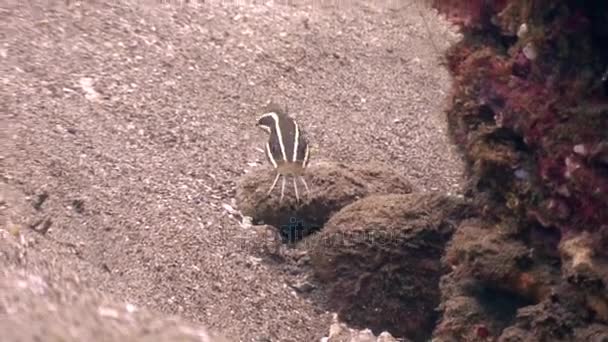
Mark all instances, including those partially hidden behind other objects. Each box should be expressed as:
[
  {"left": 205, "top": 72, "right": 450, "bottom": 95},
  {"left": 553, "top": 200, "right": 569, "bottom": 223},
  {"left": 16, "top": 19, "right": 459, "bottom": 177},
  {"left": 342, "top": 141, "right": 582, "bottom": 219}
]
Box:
[{"left": 429, "top": 1, "right": 608, "bottom": 340}]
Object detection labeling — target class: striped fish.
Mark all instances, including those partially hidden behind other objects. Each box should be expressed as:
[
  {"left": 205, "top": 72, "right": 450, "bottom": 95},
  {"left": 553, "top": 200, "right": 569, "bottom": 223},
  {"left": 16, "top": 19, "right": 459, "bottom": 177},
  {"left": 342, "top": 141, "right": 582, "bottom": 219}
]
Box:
[{"left": 256, "top": 102, "right": 311, "bottom": 203}]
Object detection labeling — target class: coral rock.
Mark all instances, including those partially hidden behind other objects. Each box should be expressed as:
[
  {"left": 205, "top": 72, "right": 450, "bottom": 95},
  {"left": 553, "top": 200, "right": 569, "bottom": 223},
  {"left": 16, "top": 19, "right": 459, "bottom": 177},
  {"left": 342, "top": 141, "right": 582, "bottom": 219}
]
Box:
[
  {"left": 308, "top": 192, "right": 470, "bottom": 341},
  {"left": 560, "top": 232, "right": 608, "bottom": 323},
  {"left": 235, "top": 161, "right": 414, "bottom": 242},
  {"left": 434, "top": 219, "right": 561, "bottom": 341},
  {"left": 497, "top": 283, "right": 598, "bottom": 342},
  {"left": 431, "top": 0, "right": 608, "bottom": 339},
  {"left": 444, "top": 219, "right": 558, "bottom": 304},
  {"left": 574, "top": 324, "right": 608, "bottom": 342}
]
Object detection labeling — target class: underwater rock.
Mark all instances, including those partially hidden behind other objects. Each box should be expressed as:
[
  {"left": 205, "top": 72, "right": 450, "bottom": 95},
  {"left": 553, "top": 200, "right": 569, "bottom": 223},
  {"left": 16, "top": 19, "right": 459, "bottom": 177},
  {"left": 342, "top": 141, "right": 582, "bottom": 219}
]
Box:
[
  {"left": 434, "top": 219, "right": 559, "bottom": 341},
  {"left": 321, "top": 313, "right": 402, "bottom": 342},
  {"left": 235, "top": 161, "right": 414, "bottom": 242},
  {"left": 560, "top": 232, "right": 608, "bottom": 323},
  {"left": 433, "top": 272, "right": 496, "bottom": 342},
  {"left": 307, "top": 192, "right": 470, "bottom": 341},
  {"left": 430, "top": 0, "right": 509, "bottom": 31},
  {"left": 573, "top": 324, "right": 608, "bottom": 342},
  {"left": 496, "top": 282, "right": 608, "bottom": 341},
  {"left": 444, "top": 219, "right": 558, "bottom": 304},
  {"left": 433, "top": 0, "right": 608, "bottom": 244},
  {"left": 497, "top": 282, "right": 598, "bottom": 342},
  {"left": 430, "top": 0, "right": 608, "bottom": 338}
]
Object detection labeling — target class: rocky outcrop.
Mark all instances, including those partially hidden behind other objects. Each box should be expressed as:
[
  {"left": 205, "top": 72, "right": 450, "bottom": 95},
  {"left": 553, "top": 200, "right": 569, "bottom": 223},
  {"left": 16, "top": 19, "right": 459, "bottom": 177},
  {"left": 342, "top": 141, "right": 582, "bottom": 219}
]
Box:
[
  {"left": 434, "top": 219, "right": 559, "bottom": 341},
  {"left": 236, "top": 161, "right": 414, "bottom": 242},
  {"left": 307, "top": 192, "right": 471, "bottom": 341},
  {"left": 428, "top": 1, "right": 608, "bottom": 340}
]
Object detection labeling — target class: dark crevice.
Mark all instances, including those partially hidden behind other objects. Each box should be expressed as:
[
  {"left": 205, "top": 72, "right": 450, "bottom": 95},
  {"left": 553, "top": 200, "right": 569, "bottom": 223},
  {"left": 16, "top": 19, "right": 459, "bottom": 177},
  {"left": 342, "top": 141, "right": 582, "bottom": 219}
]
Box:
[
  {"left": 475, "top": 285, "right": 536, "bottom": 330},
  {"left": 484, "top": 127, "right": 530, "bottom": 153},
  {"left": 478, "top": 104, "right": 496, "bottom": 123}
]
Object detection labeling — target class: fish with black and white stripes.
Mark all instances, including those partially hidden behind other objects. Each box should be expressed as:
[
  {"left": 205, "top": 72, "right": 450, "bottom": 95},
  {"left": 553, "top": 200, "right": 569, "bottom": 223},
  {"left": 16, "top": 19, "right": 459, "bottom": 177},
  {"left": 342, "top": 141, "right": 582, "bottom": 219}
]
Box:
[{"left": 256, "top": 102, "right": 311, "bottom": 203}]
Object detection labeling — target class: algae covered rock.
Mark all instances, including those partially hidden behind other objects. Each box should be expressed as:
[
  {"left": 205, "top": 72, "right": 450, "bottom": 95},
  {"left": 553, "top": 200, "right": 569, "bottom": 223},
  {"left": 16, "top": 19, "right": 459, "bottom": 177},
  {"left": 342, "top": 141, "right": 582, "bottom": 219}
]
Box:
[
  {"left": 444, "top": 219, "right": 558, "bottom": 304},
  {"left": 235, "top": 161, "right": 414, "bottom": 242},
  {"left": 429, "top": 0, "right": 608, "bottom": 339},
  {"left": 434, "top": 219, "right": 559, "bottom": 341},
  {"left": 432, "top": 0, "right": 608, "bottom": 243},
  {"left": 559, "top": 232, "right": 608, "bottom": 323},
  {"left": 308, "top": 192, "right": 470, "bottom": 341},
  {"left": 496, "top": 282, "right": 604, "bottom": 342}
]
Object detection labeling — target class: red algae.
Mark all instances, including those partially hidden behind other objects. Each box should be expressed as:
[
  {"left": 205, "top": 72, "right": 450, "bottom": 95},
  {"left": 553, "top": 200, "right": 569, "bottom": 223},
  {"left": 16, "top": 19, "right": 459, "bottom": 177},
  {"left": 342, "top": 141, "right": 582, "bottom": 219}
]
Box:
[
  {"left": 430, "top": 0, "right": 608, "bottom": 340},
  {"left": 433, "top": 0, "right": 608, "bottom": 234}
]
